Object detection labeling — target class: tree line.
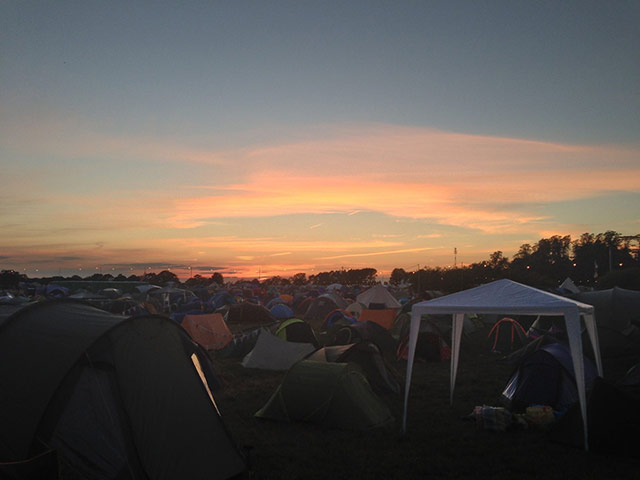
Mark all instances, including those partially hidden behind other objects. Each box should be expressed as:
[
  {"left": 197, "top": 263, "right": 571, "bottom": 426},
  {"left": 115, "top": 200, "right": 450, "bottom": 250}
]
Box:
[
  {"left": 2, "top": 231, "right": 638, "bottom": 293},
  {"left": 391, "top": 231, "right": 640, "bottom": 293}
]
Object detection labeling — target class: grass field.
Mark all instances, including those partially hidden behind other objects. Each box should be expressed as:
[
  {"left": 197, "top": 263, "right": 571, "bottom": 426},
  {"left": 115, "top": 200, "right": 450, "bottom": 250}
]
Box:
[{"left": 211, "top": 327, "right": 640, "bottom": 480}]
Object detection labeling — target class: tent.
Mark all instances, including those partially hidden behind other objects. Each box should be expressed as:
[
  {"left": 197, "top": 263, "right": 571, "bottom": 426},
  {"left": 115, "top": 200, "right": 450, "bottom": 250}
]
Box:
[
  {"left": 216, "top": 327, "right": 262, "bottom": 359},
  {"left": 255, "top": 360, "right": 394, "bottom": 430},
  {"left": 303, "top": 294, "right": 348, "bottom": 323},
  {"left": 358, "top": 308, "right": 398, "bottom": 330},
  {"left": 549, "top": 375, "right": 640, "bottom": 456},
  {"left": 501, "top": 342, "right": 598, "bottom": 412},
  {"left": 487, "top": 317, "right": 528, "bottom": 354},
  {"left": 396, "top": 317, "right": 451, "bottom": 363},
  {"left": 45, "top": 284, "right": 69, "bottom": 298},
  {"left": 266, "top": 296, "right": 287, "bottom": 309},
  {"left": 559, "top": 277, "right": 580, "bottom": 294},
  {"left": 225, "top": 302, "right": 277, "bottom": 329},
  {"left": 242, "top": 328, "right": 316, "bottom": 371},
  {"left": 329, "top": 321, "right": 398, "bottom": 361},
  {"left": 356, "top": 284, "right": 401, "bottom": 310},
  {"left": 270, "top": 303, "right": 295, "bottom": 320},
  {"left": 402, "top": 279, "right": 603, "bottom": 450},
  {"left": 275, "top": 318, "right": 320, "bottom": 347},
  {"left": 211, "top": 291, "right": 237, "bottom": 310},
  {"left": 569, "top": 287, "right": 640, "bottom": 360},
  {"left": 0, "top": 300, "right": 245, "bottom": 479},
  {"left": 320, "top": 309, "right": 357, "bottom": 331},
  {"left": 181, "top": 313, "right": 233, "bottom": 351},
  {"left": 293, "top": 296, "right": 314, "bottom": 316},
  {"left": 345, "top": 301, "right": 366, "bottom": 319},
  {"left": 307, "top": 342, "right": 401, "bottom": 395}
]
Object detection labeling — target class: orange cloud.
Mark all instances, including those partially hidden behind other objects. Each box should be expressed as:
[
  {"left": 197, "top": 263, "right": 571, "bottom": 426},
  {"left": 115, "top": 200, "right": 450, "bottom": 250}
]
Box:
[{"left": 166, "top": 165, "right": 640, "bottom": 234}]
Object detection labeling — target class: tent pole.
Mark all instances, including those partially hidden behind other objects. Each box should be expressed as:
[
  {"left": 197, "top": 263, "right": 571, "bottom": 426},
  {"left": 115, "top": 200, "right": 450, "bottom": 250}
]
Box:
[
  {"left": 450, "top": 313, "right": 465, "bottom": 405},
  {"left": 402, "top": 312, "right": 422, "bottom": 433}
]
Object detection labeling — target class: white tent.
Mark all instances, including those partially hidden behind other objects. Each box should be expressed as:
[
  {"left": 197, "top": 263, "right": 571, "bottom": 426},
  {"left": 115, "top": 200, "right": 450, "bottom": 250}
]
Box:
[
  {"left": 356, "top": 284, "right": 401, "bottom": 309},
  {"left": 402, "top": 279, "right": 603, "bottom": 450},
  {"left": 242, "top": 328, "right": 316, "bottom": 371},
  {"left": 559, "top": 277, "right": 580, "bottom": 294}
]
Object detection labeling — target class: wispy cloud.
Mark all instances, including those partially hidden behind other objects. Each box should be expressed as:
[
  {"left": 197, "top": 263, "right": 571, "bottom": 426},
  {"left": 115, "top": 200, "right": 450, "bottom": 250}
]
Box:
[{"left": 317, "top": 246, "right": 435, "bottom": 260}]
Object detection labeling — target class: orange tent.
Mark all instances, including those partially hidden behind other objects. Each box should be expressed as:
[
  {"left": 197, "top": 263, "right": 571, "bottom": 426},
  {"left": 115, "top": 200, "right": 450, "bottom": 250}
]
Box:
[
  {"left": 358, "top": 309, "right": 397, "bottom": 331},
  {"left": 279, "top": 293, "right": 294, "bottom": 305},
  {"left": 181, "top": 313, "right": 233, "bottom": 351}
]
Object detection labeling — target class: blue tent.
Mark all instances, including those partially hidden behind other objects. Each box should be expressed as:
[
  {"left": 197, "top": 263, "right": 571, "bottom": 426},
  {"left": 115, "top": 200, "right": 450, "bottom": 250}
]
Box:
[
  {"left": 270, "top": 303, "right": 294, "bottom": 320},
  {"left": 501, "top": 342, "right": 598, "bottom": 412}
]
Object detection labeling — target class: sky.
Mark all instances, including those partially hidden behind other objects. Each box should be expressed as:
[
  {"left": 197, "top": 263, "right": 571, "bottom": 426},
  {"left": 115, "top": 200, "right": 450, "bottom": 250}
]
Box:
[{"left": 1, "top": 1, "right": 639, "bottom": 281}]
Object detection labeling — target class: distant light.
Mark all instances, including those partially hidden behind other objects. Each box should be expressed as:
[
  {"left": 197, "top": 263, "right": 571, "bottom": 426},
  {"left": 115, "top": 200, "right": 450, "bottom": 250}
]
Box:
[{"left": 526, "top": 265, "right": 530, "bottom": 269}]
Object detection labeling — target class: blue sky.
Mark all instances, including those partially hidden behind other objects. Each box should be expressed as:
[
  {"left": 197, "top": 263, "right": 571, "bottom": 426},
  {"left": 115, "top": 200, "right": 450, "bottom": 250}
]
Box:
[{"left": 1, "top": 1, "right": 639, "bottom": 279}]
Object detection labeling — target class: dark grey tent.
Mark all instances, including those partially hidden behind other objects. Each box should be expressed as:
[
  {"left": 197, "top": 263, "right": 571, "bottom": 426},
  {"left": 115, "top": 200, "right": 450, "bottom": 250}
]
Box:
[
  {"left": 255, "top": 360, "right": 394, "bottom": 430},
  {"left": 224, "top": 302, "right": 277, "bottom": 330},
  {"left": 306, "top": 342, "right": 401, "bottom": 395},
  {"left": 550, "top": 374, "right": 640, "bottom": 456},
  {"left": 569, "top": 288, "right": 640, "bottom": 360},
  {"left": 0, "top": 300, "right": 245, "bottom": 480},
  {"left": 303, "top": 294, "right": 348, "bottom": 324}
]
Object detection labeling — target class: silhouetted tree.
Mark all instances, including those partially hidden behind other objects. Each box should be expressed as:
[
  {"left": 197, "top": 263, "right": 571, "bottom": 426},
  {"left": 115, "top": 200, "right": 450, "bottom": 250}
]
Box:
[
  {"left": 390, "top": 268, "right": 409, "bottom": 286},
  {"left": 85, "top": 273, "right": 105, "bottom": 281},
  {"left": 571, "top": 231, "right": 637, "bottom": 285},
  {"left": 185, "top": 274, "right": 208, "bottom": 288},
  {"left": 0, "top": 270, "right": 26, "bottom": 289},
  {"left": 155, "top": 270, "right": 179, "bottom": 285},
  {"left": 291, "top": 273, "right": 307, "bottom": 285},
  {"left": 211, "top": 272, "right": 224, "bottom": 285}
]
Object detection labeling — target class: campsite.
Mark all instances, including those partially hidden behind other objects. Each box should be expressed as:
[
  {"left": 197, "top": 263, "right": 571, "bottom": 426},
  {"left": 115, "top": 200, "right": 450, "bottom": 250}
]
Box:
[
  {"left": 4, "top": 1, "right": 640, "bottom": 476},
  {"left": 1, "top": 276, "right": 640, "bottom": 479},
  {"left": 214, "top": 345, "right": 638, "bottom": 479}
]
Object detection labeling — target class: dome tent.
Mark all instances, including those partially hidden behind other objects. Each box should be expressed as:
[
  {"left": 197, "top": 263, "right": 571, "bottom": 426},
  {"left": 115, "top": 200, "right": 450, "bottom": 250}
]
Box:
[
  {"left": 255, "top": 360, "right": 394, "bottom": 430},
  {"left": 270, "top": 303, "right": 295, "bottom": 320},
  {"left": 181, "top": 312, "right": 234, "bottom": 351},
  {"left": 501, "top": 341, "right": 598, "bottom": 412},
  {"left": 0, "top": 300, "right": 245, "bottom": 479},
  {"left": 303, "top": 294, "right": 348, "bottom": 323},
  {"left": 356, "top": 284, "right": 401, "bottom": 310},
  {"left": 275, "top": 318, "right": 320, "bottom": 348},
  {"left": 242, "top": 328, "right": 316, "bottom": 371}
]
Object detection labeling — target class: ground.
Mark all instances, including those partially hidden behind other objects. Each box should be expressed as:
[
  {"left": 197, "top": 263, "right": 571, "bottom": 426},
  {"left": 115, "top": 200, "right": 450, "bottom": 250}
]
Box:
[{"left": 210, "top": 328, "right": 640, "bottom": 479}]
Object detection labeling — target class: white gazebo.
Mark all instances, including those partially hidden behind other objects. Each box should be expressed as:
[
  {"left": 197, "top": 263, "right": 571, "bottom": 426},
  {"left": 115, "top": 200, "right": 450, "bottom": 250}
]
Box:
[{"left": 402, "top": 279, "right": 603, "bottom": 450}]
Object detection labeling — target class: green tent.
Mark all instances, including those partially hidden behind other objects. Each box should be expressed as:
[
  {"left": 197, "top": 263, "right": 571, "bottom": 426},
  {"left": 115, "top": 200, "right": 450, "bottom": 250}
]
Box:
[
  {"left": 0, "top": 300, "right": 245, "bottom": 479},
  {"left": 256, "top": 360, "right": 394, "bottom": 430}
]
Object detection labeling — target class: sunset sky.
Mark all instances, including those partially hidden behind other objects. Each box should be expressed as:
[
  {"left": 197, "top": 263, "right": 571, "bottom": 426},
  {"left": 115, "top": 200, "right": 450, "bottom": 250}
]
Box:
[{"left": 2, "top": 1, "right": 639, "bottom": 280}]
